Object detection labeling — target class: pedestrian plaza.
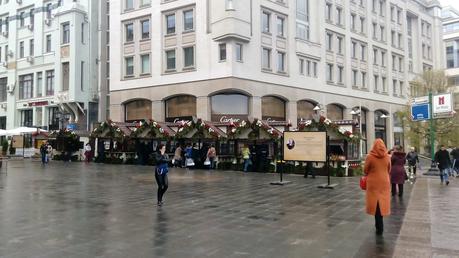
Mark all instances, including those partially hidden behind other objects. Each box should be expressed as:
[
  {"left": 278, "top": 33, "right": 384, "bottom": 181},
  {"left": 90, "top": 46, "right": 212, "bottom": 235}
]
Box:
[{"left": 0, "top": 161, "right": 458, "bottom": 258}]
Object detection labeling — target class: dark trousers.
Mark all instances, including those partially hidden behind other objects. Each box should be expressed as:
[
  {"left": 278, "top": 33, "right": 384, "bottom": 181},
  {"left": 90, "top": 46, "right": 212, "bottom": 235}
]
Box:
[
  {"left": 41, "top": 153, "right": 46, "bottom": 164},
  {"left": 391, "top": 183, "right": 404, "bottom": 196},
  {"left": 375, "top": 202, "right": 383, "bottom": 234},
  {"left": 155, "top": 172, "right": 168, "bottom": 202},
  {"left": 409, "top": 165, "right": 417, "bottom": 175}
]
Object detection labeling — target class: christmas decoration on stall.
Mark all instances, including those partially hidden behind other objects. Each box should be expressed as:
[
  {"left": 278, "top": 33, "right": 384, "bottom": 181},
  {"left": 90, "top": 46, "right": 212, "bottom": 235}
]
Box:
[
  {"left": 249, "top": 119, "right": 281, "bottom": 140},
  {"left": 91, "top": 120, "right": 126, "bottom": 139},
  {"left": 297, "top": 116, "right": 358, "bottom": 142},
  {"left": 174, "top": 120, "right": 195, "bottom": 139},
  {"left": 131, "top": 120, "right": 171, "bottom": 139},
  {"left": 195, "top": 119, "right": 224, "bottom": 139},
  {"left": 226, "top": 120, "right": 251, "bottom": 138}
]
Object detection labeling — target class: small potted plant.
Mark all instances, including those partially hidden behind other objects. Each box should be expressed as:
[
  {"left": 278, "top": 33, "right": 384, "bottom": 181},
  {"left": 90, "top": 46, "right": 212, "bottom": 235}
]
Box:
[{"left": 2, "top": 140, "right": 8, "bottom": 155}]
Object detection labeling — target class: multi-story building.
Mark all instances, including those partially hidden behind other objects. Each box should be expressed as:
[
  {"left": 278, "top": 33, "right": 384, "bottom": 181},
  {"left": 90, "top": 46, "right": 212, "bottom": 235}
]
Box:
[
  {"left": 110, "top": 0, "right": 444, "bottom": 152},
  {"left": 442, "top": 6, "right": 459, "bottom": 122},
  {"left": 0, "top": 0, "right": 107, "bottom": 131}
]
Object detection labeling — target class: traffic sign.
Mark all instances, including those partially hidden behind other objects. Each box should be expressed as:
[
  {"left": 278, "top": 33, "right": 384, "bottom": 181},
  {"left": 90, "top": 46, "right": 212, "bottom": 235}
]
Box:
[{"left": 411, "top": 103, "right": 430, "bottom": 121}]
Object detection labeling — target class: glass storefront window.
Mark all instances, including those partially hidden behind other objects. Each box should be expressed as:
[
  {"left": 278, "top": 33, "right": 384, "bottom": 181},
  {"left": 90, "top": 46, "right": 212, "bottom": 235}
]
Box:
[
  {"left": 211, "top": 94, "right": 248, "bottom": 115},
  {"left": 297, "top": 100, "right": 315, "bottom": 121},
  {"left": 165, "top": 95, "right": 196, "bottom": 120},
  {"left": 125, "top": 99, "right": 152, "bottom": 122},
  {"left": 262, "top": 96, "right": 285, "bottom": 121},
  {"left": 326, "top": 104, "right": 344, "bottom": 121}
]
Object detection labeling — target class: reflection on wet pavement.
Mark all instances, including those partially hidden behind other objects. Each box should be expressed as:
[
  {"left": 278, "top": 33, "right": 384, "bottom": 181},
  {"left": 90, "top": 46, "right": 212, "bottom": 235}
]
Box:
[{"left": 0, "top": 161, "right": 417, "bottom": 258}]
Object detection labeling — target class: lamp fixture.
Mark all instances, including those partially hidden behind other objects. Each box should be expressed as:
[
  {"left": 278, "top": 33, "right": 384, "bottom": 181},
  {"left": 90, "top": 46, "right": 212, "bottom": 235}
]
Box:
[
  {"left": 313, "top": 105, "right": 321, "bottom": 111},
  {"left": 380, "top": 114, "right": 388, "bottom": 119}
]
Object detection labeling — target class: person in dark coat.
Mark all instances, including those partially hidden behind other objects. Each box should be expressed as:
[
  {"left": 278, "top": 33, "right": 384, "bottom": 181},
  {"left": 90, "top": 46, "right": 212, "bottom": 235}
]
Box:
[
  {"left": 451, "top": 147, "right": 459, "bottom": 176},
  {"left": 435, "top": 145, "right": 452, "bottom": 185},
  {"left": 406, "top": 147, "right": 419, "bottom": 175},
  {"left": 390, "top": 145, "right": 406, "bottom": 197},
  {"left": 155, "top": 144, "right": 170, "bottom": 206}
]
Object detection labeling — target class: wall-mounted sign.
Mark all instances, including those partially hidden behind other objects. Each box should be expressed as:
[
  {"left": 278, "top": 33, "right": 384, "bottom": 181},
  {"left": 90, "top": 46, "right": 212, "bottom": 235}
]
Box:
[
  {"left": 411, "top": 103, "right": 430, "bottom": 121},
  {"left": 211, "top": 115, "right": 248, "bottom": 123},
  {"left": 28, "top": 101, "right": 49, "bottom": 107},
  {"left": 165, "top": 116, "right": 194, "bottom": 123},
  {"left": 263, "top": 117, "right": 286, "bottom": 123},
  {"left": 433, "top": 93, "right": 454, "bottom": 118}
]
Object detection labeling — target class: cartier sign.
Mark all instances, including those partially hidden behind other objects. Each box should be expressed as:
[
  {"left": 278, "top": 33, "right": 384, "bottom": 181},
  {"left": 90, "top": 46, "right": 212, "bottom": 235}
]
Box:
[{"left": 211, "top": 115, "right": 248, "bottom": 123}]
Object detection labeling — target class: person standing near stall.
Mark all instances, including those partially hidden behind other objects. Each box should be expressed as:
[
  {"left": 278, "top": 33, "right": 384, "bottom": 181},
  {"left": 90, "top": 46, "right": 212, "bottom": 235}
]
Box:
[
  {"left": 155, "top": 144, "right": 170, "bottom": 206},
  {"left": 364, "top": 139, "right": 391, "bottom": 236},
  {"left": 207, "top": 144, "right": 217, "bottom": 169},
  {"left": 40, "top": 142, "right": 48, "bottom": 165},
  {"left": 242, "top": 144, "right": 251, "bottom": 172},
  {"left": 84, "top": 143, "right": 92, "bottom": 163}
]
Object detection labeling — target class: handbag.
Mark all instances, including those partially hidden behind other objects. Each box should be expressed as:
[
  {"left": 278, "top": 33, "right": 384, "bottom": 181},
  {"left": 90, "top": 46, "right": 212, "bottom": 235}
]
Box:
[
  {"left": 204, "top": 158, "right": 211, "bottom": 166},
  {"left": 186, "top": 158, "right": 195, "bottom": 167},
  {"left": 360, "top": 176, "right": 367, "bottom": 190}
]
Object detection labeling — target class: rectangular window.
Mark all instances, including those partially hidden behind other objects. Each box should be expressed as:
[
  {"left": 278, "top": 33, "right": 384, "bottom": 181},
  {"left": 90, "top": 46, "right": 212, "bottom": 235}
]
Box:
[
  {"left": 19, "top": 12, "right": 24, "bottom": 27},
  {"left": 21, "top": 110, "right": 33, "bottom": 127},
  {"left": 29, "top": 39, "right": 34, "bottom": 56},
  {"left": 262, "top": 48, "right": 271, "bottom": 69},
  {"left": 219, "top": 43, "right": 227, "bottom": 61},
  {"left": 326, "top": 3, "right": 332, "bottom": 21},
  {"left": 125, "top": 57, "right": 134, "bottom": 76},
  {"left": 262, "top": 11, "right": 270, "bottom": 33},
  {"left": 81, "top": 23, "right": 85, "bottom": 43},
  {"left": 352, "top": 41, "right": 357, "bottom": 58},
  {"left": 141, "top": 54, "right": 150, "bottom": 74},
  {"left": 235, "top": 43, "right": 243, "bottom": 62},
  {"left": 381, "top": 51, "right": 385, "bottom": 66},
  {"left": 352, "top": 69, "right": 357, "bottom": 86},
  {"left": 125, "top": 23, "right": 134, "bottom": 42},
  {"left": 166, "top": 50, "right": 176, "bottom": 70},
  {"left": 380, "top": 25, "right": 384, "bottom": 41},
  {"left": 382, "top": 77, "right": 387, "bottom": 92},
  {"left": 36, "top": 72, "right": 42, "bottom": 97},
  {"left": 374, "top": 75, "right": 379, "bottom": 91},
  {"left": 393, "top": 79, "right": 397, "bottom": 95},
  {"left": 392, "top": 55, "right": 396, "bottom": 71},
  {"left": 166, "top": 14, "right": 176, "bottom": 34},
  {"left": 313, "top": 62, "right": 317, "bottom": 77},
  {"left": 297, "top": 0, "right": 309, "bottom": 22},
  {"left": 19, "top": 41, "right": 24, "bottom": 58},
  {"left": 306, "top": 60, "right": 311, "bottom": 76},
  {"left": 30, "top": 9, "right": 34, "bottom": 26},
  {"left": 141, "top": 0, "right": 151, "bottom": 6},
  {"left": 183, "top": 47, "right": 194, "bottom": 68},
  {"left": 399, "top": 81, "right": 403, "bottom": 96},
  {"left": 62, "top": 62, "right": 69, "bottom": 90},
  {"left": 47, "top": 3, "right": 52, "bottom": 19},
  {"left": 125, "top": 0, "right": 133, "bottom": 10},
  {"left": 399, "top": 57, "right": 403, "bottom": 72},
  {"left": 46, "top": 70, "right": 54, "bottom": 96},
  {"left": 336, "top": 8, "right": 342, "bottom": 26},
  {"left": 183, "top": 10, "right": 194, "bottom": 31},
  {"left": 338, "top": 66, "right": 344, "bottom": 84},
  {"left": 361, "top": 44, "right": 366, "bottom": 61},
  {"left": 277, "top": 16, "right": 284, "bottom": 37},
  {"left": 361, "top": 72, "right": 366, "bottom": 88},
  {"left": 62, "top": 23, "right": 70, "bottom": 44},
  {"left": 326, "top": 32, "right": 333, "bottom": 51},
  {"left": 360, "top": 17, "right": 365, "bottom": 34},
  {"left": 80, "top": 61, "right": 84, "bottom": 91},
  {"left": 0, "top": 77, "right": 7, "bottom": 102},
  {"left": 373, "top": 48, "right": 378, "bottom": 64},
  {"left": 326, "top": 63, "right": 333, "bottom": 81},
  {"left": 141, "top": 20, "right": 150, "bottom": 39},
  {"left": 46, "top": 35, "right": 52, "bottom": 52},
  {"left": 337, "top": 36, "right": 343, "bottom": 54},
  {"left": 277, "top": 52, "right": 285, "bottom": 72},
  {"left": 351, "top": 13, "right": 356, "bottom": 30},
  {"left": 19, "top": 74, "right": 33, "bottom": 99},
  {"left": 299, "top": 59, "right": 304, "bottom": 74}
]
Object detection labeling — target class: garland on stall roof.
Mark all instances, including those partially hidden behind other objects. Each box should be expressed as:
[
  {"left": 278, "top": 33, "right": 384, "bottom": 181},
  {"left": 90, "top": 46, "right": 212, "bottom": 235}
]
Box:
[
  {"left": 49, "top": 129, "right": 78, "bottom": 140},
  {"left": 131, "top": 120, "right": 170, "bottom": 138},
  {"left": 297, "top": 116, "right": 359, "bottom": 142},
  {"left": 227, "top": 120, "right": 251, "bottom": 138},
  {"left": 195, "top": 119, "right": 222, "bottom": 139},
  {"left": 250, "top": 119, "right": 281, "bottom": 140},
  {"left": 174, "top": 120, "right": 194, "bottom": 138},
  {"left": 91, "top": 120, "right": 126, "bottom": 139}
]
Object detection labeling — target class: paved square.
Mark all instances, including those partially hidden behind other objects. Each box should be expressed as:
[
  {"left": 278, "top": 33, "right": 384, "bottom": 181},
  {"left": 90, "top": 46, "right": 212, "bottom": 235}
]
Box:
[{"left": 0, "top": 161, "right": 412, "bottom": 258}]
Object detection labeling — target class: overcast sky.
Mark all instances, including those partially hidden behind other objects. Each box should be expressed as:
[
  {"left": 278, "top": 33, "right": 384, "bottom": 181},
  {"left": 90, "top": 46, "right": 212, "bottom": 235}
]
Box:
[{"left": 439, "top": 0, "right": 459, "bottom": 10}]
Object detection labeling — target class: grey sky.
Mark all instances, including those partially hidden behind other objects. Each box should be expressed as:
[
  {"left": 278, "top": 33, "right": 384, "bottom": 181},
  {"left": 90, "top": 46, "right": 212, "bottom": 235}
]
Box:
[{"left": 439, "top": 0, "right": 459, "bottom": 10}]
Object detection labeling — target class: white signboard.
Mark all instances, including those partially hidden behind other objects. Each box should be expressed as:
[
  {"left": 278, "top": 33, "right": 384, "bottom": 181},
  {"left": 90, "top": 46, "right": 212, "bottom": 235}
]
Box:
[{"left": 433, "top": 93, "right": 454, "bottom": 118}]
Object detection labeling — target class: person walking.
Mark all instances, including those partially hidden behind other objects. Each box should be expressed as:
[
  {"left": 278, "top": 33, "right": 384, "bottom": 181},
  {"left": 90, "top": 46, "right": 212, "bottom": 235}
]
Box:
[
  {"left": 364, "top": 139, "right": 391, "bottom": 235},
  {"left": 207, "top": 144, "right": 217, "bottom": 169},
  {"left": 406, "top": 147, "right": 419, "bottom": 176},
  {"left": 84, "top": 143, "right": 92, "bottom": 163},
  {"left": 40, "top": 142, "right": 48, "bottom": 165},
  {"left": 173, "top": 144, "right": 182, "bottom": 168},
  {"left": 155, "top": 144, "right": 170, "bottom": 206},
  {"left": 242, "top": 144, "right": 251, "bottom": 172},
  {"left": 451, "top": 147, "right": 459, "bottom": 176},
  {"left": 390, "top": 145, "right": 407, "bottom": 197},
  {"left": 435, "top": 145, "right": 452, "bottom": 185}
]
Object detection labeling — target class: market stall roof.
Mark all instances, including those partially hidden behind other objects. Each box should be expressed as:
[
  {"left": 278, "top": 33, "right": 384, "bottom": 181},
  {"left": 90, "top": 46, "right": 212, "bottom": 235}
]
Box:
[
  {"left": 4, "top": 127, "right": 47, "bottom": 136},
  {"left": 127, "top": 121, "right": 176, "bottom": 138},
  {"left": 255, "top": 120, "right": 282, "bottom": 137}
]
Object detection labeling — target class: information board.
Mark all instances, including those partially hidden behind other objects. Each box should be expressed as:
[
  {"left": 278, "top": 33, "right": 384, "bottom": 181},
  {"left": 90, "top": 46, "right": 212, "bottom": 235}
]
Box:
[
  {"left": 283, "top": 131, "right": 327, "bottom": 162},
  {"left": 12, "top": 135, "right": 24, "bottom": 148},
  {"left": 411, "top": 103, "right": 430, "bottom": 121}
]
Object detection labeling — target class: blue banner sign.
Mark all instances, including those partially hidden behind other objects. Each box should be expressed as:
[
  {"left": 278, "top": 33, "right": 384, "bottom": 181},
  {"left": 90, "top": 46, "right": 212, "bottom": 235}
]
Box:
[{"left": 411, "top": 103, "right": 430, "bottom": 121}]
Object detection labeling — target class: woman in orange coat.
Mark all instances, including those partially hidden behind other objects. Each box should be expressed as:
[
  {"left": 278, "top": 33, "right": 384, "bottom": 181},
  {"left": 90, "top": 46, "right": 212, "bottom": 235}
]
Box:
[{"left": 364, "top": 139, "right": 391, "bottom": 235}]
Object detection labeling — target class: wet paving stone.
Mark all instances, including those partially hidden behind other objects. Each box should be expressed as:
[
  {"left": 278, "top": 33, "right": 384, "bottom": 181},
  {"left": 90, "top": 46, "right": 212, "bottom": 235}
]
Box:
[{"left": 0, "top": 160, "right": 421, "bottom": 257}]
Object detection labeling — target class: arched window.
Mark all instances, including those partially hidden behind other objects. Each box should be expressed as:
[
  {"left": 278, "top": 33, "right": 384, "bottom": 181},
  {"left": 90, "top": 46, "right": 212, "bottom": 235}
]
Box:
[
  {"left": 297, "top": 100, "right": 316, "bottom": 121},
  {"left": 327, "top": 104, "right": 344, "bottom": 121},
  {"left": 262, "top": 96, "right": 286, "bottom": 121},
  {"left": 165, "top": 95, "right": 196, "bottom": 122},
  {"left": 125, "top": 99, "right": 152, "bottom": 122},
  {"left": 211, "top": 93, "right": 249, "bottom": 122}
]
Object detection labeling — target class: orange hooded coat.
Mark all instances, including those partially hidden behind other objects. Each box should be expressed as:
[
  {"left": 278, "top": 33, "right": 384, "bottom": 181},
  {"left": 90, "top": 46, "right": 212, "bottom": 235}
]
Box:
[{"left": 364, "top": 139, "right": 391, "bottom": 216}]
